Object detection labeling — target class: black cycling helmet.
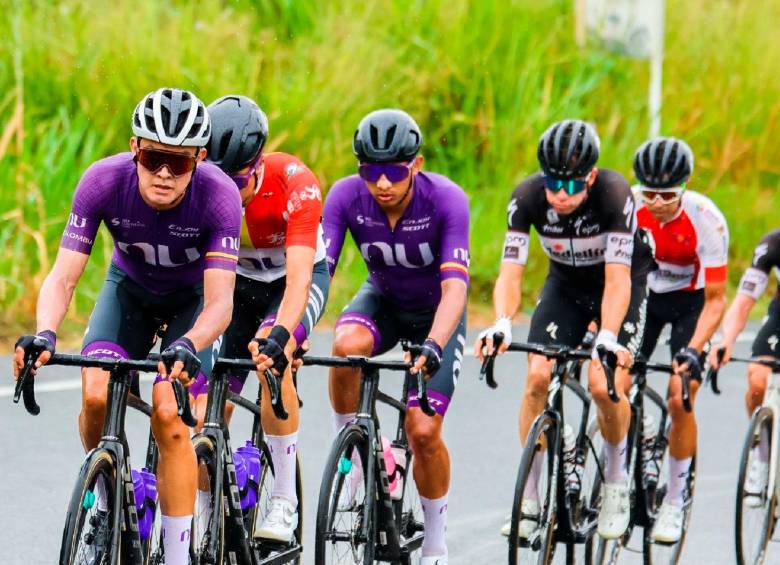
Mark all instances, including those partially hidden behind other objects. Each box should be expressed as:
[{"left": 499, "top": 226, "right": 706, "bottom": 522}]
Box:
[
  {"left": 633, "top": 136, "right": 694, "bottom": 188},
  {"left": 132, "top": 87, "right": 210, "bottom": 147},
  {"left": 537, "top": 119, "right": 600, "bottom": 179},
  {"left": 205, "top": 95, "right": 269, "bottom": 173},
  {"left": 353, "top": 109, "right": 422, "bottom": 163}
]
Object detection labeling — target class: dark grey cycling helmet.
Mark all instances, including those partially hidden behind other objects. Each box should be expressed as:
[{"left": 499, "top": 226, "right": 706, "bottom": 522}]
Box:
[
  {"left": 132, "top": 87, "right": 210, "bottom": 147},
  {"left": 633, "top": 136, "right": 694, "bottom": 188},
  {"left": 537, "top": 119, "right": 600, "bottom": 179},
  {"left": 353, "top": 109, "right": 422, "bottom": 163},
  {"left": 205, "top": 95, "right": 269, "bottom": 173}
]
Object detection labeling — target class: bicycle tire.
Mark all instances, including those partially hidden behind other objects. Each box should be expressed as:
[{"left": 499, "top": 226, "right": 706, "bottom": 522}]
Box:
[
  {"left": 192, "top": 435, "right": 225, "bottom": 565},
  {"left": 507, "top": 413, "right": 557, "bottom": 565},
  {"left": 59, "top": 450, "right": 119, "bottom": 565},
  {"left": 315, "top": 424, "right": 375, "bottom": 565},
  {"left": 395, "top": 448, "right": 424, "bottom": 561},
  {"left": 735, "top": 407, "right": 776, "bottom": 565}
]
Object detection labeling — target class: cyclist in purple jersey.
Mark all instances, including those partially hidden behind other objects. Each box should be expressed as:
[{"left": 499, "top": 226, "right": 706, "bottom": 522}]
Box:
[
  {"left": 13, "top": 88, "right": 241, "bottom": 565},
  {"left": 323, "top": 109, "right": 469, "bottom": 565}
]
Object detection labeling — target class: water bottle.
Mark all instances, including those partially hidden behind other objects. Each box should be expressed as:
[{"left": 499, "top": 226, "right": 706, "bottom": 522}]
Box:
[
  {"left": 381, "top": 436, "right": 399, "bottom": 496},
  {"left": 233, "top": 441, "right": 262, "bottom": 511},
  {"left": 561, "top": 425, "right": 581, "bottom": 495},
  {"left": 131, "top": 468, "right": 157, "bottom": 541},
  {"left": 641, "top": 415, "right": 660, "bottom": 485},
  {"left": 390, "top": 443, "right": 408, "bottom": 501}
]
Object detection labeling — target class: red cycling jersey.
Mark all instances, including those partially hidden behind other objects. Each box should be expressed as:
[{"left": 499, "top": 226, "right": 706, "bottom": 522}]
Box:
[
  {"left": 237, "top": 152, "right": 326, "bottom": 282},
  {"left": 637, "top": 190, "right": 728, "bottom": 293}
]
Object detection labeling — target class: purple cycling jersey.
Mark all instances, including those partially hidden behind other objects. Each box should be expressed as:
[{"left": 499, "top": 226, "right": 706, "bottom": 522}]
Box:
[
  {"left": 323, "top": 171, "right": 470, "bottom": 311},
  {"left": 61, "top": 152, "right": 241, "bottom": 294}
]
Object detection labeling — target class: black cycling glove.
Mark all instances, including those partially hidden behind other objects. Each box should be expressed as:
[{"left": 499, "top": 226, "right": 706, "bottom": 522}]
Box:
[
  {"left": 161, "top": 337, "right": 201, "bottom": 380},
  {"left": 674, "top": 346, "right": 702, "bottom": 382},
  {"left": 251, "top": 325, "right": 290, "bottom": 376},
  {"left": 416, "top": 338, "right": 443, "bottom": 377},
  {"left": 15, "top": 330, "right": 57, "bottom": 363}
]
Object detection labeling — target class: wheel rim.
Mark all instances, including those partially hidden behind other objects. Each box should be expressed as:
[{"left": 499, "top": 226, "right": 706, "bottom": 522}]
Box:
[{"left": 72, "top": 465, "right": 116, "bottom": 565}]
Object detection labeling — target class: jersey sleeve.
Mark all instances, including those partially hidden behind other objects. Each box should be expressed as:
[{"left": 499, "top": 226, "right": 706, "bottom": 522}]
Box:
[
  {"left": 283, "top": 162, "right": 323, "bottom": 249},
  {"left": 501, "top": 180, "right": 534, "bottom": 266},
  {"left": 438, "top": 185, "right": 470, "bottom": 284},
  {"left": 738, "top": 231, "right": 780, "bottom": 299},
  {"left": 601, "top": 174, "right": 636, "bottom": 266},
  {"left": 694, "top": 199, "right": 729, "bottom": 284},
  {"left": 60, "top": 162, "right": 111, "bottom": 255},
  {"left": 322, "top": 181, "right": 349, "bottom": 277},
  {"left": 204, "top": 180, "right": 242, "bottom": 271}
]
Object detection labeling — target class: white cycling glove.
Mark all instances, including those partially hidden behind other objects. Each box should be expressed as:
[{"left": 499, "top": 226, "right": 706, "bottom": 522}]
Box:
[
  {"left": 591, "top": 329, "right": 628, "bottom": 360},
  {"left": 479, "top": 316, "right": 513, "bottom": 347}
]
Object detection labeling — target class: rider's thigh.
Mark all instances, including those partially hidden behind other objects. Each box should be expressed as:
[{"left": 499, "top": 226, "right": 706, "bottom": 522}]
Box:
[
  {"left": 525, "top": 353, "right": 555, "bottom": 399},
  {"left": 333, "top": 323, "right": 374, "bottom": 357},
  {"left": 667, "top": 373, "right": 701, "bottom": 419},
  {"left": 81, "top": 367, "right": 110, "bottom": 412}
]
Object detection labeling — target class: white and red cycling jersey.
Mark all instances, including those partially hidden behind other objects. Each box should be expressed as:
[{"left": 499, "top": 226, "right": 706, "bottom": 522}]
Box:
[
  {"left": 637, "top": 190, "right": 729, "bottom": 293},
  {"left": 237, "top": 152, "right": 326, "bottom": 282}
]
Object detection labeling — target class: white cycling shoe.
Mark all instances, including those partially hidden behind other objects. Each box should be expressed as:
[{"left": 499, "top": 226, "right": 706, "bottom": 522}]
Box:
[
  {"left": 256, "top": 497, "right": 298, "bottom": 542},
  {"left": 420, "top": 554, "right": 448, "bottom": 564},
  {"left": 745, "top": 458, "right": 770, "bottom": 508},
  {"left": 598, "top": 483, "right": 630, "bottom": 539},
  {"left": 500, "top": 498, "right": 539, "bottom": 539},
  {"left": 651, "top": 502, "right": 683, "bottom": 543}
]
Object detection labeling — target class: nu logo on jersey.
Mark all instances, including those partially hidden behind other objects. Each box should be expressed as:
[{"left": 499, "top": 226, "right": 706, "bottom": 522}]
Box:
[
  {"left": 117, "top": 241, "right": 200, "bottom": 267},
  {"left": 68, "top": 213, "right": 87, "bottom": 228},
  {"left": 359, "top": 241, "right": 434, "bottom": 268}
]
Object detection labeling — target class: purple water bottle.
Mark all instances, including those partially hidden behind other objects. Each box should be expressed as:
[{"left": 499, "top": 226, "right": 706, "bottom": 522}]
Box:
[
  {"left": 131, "top": 468, "right": 158, "bottom": 540},
  {"left": 233, "top": 441, "right": 262, "bottom": 511}
]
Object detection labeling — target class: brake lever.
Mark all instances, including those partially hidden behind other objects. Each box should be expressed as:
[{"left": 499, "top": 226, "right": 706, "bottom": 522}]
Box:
[
  {"left": 14, "top": 351, "right": 43, "bottom": 416},
  {"left": 265, "top": 368, "right": 289, "bottom": 420},
  {"left": 415, "top": 371, "right": 436, "bottom": 418},
  {"left": 705, "top": 347, "right": 724, "bottom": 395},
  {"left": 479, "top": 333, "right": 503, "bottom": 389},
  {"left": 681, "top": 369, "right": 692, "bottom": 412},
  {"left": 171, "top": 379, "right": 197, "bottom": 427},
  {"left": 596, "top": 345, "right": 620, "bottom": 403}
]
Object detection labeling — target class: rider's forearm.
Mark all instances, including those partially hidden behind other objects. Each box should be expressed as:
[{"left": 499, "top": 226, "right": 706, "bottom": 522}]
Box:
[
  {"left": 427, "top": 279, "right": 468, "bottom": 347},
  {"left": 36, "top": 271, "right": 78, "bottom": 334},
  {"left": 688, "top": 286, "right": 727, "bottom": 352},
  {"left": 184, "top": 270, "right": 235, "bottom": 351},
  {"left": 263, "top": 274, "right": 311, "bottom": 340},
  {"left": 600, "top": 265, "right": 631, "bottom": 335},
  {"left": 493, "top": 268, "right": 523, "bottom": 319},
  {"left": 720, "top": 293, "right": 755, "bottom": 347}
]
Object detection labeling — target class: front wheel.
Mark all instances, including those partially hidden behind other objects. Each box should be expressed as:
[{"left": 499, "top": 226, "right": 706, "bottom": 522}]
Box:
[
  {"left": 507, "top": 413, "right": 558, "bottom": 565},
  {"left": 735, "top": 407, "right": 777, "bottom": 565},
  {"left": 315, "top": 424, "right": 375, "bottom": 565},
  {"left": 59, "top": 450, "right": 119, "bottom": 565}
]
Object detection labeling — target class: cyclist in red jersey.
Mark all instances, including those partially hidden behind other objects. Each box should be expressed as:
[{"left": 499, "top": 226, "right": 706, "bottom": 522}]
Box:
[
  {"left": 201, "top": 95, "right": 329, "bottom": 542},
  {"left": 633, "top": 137, "right": 729, "bottom": 542}
]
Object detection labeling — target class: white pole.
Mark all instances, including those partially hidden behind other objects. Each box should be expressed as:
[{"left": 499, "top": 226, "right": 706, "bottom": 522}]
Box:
[{"left": 648, "top": 0, "right": 665, "bottom": 137}]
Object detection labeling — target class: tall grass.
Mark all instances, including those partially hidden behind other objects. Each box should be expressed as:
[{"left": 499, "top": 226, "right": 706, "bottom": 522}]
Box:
[{"left": 1, "top": 0, "right": 779, "bottom": 336}]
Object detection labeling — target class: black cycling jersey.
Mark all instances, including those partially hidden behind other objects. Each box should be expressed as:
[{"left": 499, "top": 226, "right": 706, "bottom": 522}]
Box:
[
  {"left": 738, "top": 228, "right": 780, "bottom": 305},
  {"left": 501, "top": 169, "right": 655, "bottom": 290}
]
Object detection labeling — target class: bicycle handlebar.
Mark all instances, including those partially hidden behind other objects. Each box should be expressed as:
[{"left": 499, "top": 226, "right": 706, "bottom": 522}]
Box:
[
  {"left": 705, "top": 347, "right": 780, "bottom": 395},
  {"left": 13, "top": 353, "right": 197, "bottom": 426},
  {"left": 212, "top": 358, "right": 288, "bottom": 420}
]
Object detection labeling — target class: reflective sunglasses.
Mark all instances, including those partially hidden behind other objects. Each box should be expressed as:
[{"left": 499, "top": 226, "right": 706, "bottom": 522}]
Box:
[
  {"left": 358, "top": 160, "right": 414, "bottom": 183},
  {"left": 641, "top": 184, "right": 686, "bottom": 204},
  {"left": 135, "top": 146, "right": 198, "bottom": 177},
  {"left": 229, "top": 153, "right": 264, "bottom": 189},
  {"left": 543, "top": 174, "right": 589, "bottom": 195}
]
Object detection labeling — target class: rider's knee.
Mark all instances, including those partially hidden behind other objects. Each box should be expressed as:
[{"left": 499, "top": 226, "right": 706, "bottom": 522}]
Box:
[
  {"left": 747, "top": 367, "right": 769, "bottom": 398},
  {"left": 81, "top": 370, "right": 108, "bottom": 415},
  {"left": 151, "top": 399, "right": 187, "bottom": 446},
  {"left": 525, "top": 367, "right": 551, "bottom": 403},
  {"left": 332, "top": 325, "right": 373, "bottom": 357},
  {"left": 405, "top": 415, "right": 442, "bottom": 456}
]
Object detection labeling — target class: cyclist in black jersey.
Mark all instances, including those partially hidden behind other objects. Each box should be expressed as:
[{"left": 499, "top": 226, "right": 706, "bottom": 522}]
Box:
[
  {"left": 710, "top": 228, "right": 780, "bottom": 493},
  {"left": 475, "top": 119, "right": 654, "bottom": 541}
]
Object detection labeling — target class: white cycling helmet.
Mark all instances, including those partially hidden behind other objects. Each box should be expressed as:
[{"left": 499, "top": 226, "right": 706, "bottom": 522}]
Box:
[{"left": 132, "top": 87, "right": 211, "bottom": 147}]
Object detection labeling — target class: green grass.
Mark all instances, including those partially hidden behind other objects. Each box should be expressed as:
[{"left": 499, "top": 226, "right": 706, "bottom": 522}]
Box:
[{"left": 1, "top": 0, "right": 779, "bottom": 337}]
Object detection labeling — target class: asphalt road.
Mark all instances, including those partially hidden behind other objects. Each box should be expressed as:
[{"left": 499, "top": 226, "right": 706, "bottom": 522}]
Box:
[{"left": 1, "top": 325, "right": 778, "bottom": 564}]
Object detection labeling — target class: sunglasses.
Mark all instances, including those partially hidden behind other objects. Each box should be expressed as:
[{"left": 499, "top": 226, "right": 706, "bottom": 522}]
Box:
[
  {"left": 229, "top": 153, "right": 264, "bottom": 189},
  {"left": 543, "top": 174, "right": 590, "bottom": 195},
  {"left": 135, "top": 146, "right": 198, "bottom": 177},
  {"left": 641, "top": 184, "right": 686, "bottom": 204},
  {"left": 358, "top": 160, "right": 414, "bottom": 183}
]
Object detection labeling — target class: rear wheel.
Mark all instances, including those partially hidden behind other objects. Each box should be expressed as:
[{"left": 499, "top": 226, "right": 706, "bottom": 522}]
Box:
[
  {"left": 192, "top": 435, "right": 225, "bottom": 565},
  {"left": 315, "top": 425, "right": 375, "bottom": 564},
  {"left": 507, "top": 414, "right": 558, "bottom": 565},
  {"left": 735, "top": 407, "right": 776, "bottom": 565},
  {"left": 59, "top": 450, "right": 118, "bottom": 565}
]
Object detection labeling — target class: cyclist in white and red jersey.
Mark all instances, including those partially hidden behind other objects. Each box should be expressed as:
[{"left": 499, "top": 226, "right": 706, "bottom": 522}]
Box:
[
  {"left": 202, "top": 95, "right": 329, "bottom": 542},
  {"left": 13, "top": 88, "right": 242, "bottom": 565},
  {"left": 633, "top": 137, "right": 729, "bottom": 542}
]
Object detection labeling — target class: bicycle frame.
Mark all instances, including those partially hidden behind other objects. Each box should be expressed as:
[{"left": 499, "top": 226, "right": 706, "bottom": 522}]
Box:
[{"left": 759, "top": 370, "right": 780, "bottom": 506}]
